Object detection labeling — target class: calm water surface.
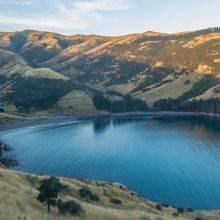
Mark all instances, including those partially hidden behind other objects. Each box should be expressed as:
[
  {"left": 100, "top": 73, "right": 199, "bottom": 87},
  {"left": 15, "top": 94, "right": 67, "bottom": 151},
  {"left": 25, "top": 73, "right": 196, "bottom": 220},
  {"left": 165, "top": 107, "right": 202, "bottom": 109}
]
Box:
[{"left": 0, "top": 116, "right": 220, "bottom": 210}]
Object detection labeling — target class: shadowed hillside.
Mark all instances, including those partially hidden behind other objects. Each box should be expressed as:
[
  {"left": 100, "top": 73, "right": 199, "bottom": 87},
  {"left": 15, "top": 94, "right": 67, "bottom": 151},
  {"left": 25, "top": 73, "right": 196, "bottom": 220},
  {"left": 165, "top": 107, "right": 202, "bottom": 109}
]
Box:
[{"left": 0, "top": 28, "right": 219, "bottom": 115}]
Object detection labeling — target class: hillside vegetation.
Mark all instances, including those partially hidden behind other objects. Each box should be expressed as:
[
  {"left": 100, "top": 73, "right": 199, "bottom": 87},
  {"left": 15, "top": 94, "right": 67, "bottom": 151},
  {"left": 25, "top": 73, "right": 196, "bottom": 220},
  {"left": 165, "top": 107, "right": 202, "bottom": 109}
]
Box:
[
  {"left": 0, "top": 167, "right": 219, "bottom": 220},
  {"left": 0, "top": 28, "right": 219, "bottom": 115}
]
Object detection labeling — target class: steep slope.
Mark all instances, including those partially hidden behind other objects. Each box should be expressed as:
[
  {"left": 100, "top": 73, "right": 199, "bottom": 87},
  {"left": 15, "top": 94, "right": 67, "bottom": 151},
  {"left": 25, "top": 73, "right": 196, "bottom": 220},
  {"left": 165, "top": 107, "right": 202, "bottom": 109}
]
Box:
[
  {"left": 0, "top": 167, "right": 219, "bottom": 220},
  {"left": 0, "top": 49, "right": 68, "bottom": 80},
  {"left": 195, "top": 84, "right": 220, "bottom": 100},
  {"left": 0, "top": 49, "right": 97, "bottom": 114},
  {"left": 0, "top": 28, "right": 219, "bottom": 113}
]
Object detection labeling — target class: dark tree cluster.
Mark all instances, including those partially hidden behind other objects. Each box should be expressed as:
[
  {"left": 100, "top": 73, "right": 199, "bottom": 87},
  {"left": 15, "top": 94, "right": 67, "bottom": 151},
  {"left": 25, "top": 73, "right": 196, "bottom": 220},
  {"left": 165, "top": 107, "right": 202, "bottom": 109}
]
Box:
[
  {"left": 76, "top": 55, "right": 147, "bottom": 86},
  {"left": 131, "top": 67, "right": 175, "bottom": 93},
  {"left": 179, "top": 76, "right": 219, "bottom": 101},
  {"left": 37, "top": 176, "right": 64, "bottom": 212},
  {"left": 4, "top": 78, "right": 78, "bottom": 112},
  {"left": 93, "top": 93, "right": 149, "bottom": 113},
  {"left": 152, "top": 98, "right": 220, "bottom": 114},
  {"left": 0, "top": 142, "right": 18, "bottom": 168},
  {"left": 37, "top": 176, "right": 83, "bottom": 216}
]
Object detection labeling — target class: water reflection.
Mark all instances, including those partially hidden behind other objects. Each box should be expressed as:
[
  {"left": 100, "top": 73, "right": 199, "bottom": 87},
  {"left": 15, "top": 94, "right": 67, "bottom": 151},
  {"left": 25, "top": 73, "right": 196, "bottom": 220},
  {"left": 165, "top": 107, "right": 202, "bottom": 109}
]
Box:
[
  {"left": 92, "top": 117, "right": 145, "bottom": 134},
  {"left": 1, "top": 115, "right": 220, "bottom": 210},
  {"left": 154, "top": 116, "right": 220, "bottom": 133},
  {"left": 93, "top": 118, "right": 111, "bottom": 134},
  {"left": 112, "top": 116, "right": 144, "bottom": 126}
]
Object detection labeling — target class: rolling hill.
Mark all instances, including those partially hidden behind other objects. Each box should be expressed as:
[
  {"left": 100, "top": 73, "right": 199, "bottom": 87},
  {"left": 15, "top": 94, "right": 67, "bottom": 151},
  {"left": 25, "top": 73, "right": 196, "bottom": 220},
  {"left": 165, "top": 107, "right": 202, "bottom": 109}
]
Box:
[
  {"left": 0, "top": 27, "right": 219, "bottom": 115},
  {"left": 0, "top": 167, "right": 219, "bottom": 220}
]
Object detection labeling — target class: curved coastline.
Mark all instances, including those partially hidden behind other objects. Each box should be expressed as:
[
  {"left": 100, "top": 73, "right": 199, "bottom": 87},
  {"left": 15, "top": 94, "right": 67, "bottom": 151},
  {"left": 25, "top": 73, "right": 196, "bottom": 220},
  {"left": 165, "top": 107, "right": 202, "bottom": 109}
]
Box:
[
  {"left": 0, "top": 111, "right": 220, "bottom": 216},
  {"left": 0, "top": 111, "right": 219, "bottom": 132}
]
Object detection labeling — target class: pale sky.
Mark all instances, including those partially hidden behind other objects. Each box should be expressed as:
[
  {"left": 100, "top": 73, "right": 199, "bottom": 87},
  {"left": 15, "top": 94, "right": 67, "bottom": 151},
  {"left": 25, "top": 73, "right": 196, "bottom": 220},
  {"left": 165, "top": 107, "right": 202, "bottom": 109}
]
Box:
[{"left": 0, "top": 0, "right": 219, "bottom": 35}]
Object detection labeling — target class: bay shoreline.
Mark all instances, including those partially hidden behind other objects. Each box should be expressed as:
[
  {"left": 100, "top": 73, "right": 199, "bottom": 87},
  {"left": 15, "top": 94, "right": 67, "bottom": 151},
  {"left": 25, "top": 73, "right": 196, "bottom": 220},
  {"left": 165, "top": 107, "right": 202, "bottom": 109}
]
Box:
[{"left": 0, "top": 111, "right": 219, "bottom": 132}]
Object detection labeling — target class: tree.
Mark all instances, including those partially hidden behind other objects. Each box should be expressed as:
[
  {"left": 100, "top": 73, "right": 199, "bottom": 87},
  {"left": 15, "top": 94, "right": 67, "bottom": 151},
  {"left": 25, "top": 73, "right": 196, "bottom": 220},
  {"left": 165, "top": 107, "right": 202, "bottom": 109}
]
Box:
[
  {"left": 93, "top": 92, "right": 149, "bottom": 113},
  {"left": 0, "top": 142, "right": 18, "bottom": 168},
  {"left": 37, "top": 177, "right": 63, "bottom": 212}
]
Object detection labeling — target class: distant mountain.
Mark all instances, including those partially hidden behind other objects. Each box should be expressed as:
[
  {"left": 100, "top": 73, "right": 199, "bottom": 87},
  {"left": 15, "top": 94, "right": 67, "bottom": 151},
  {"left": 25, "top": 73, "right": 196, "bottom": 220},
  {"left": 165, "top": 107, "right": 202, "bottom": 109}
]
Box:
[{"left": 0, "top": 28, "right": 219, "bottom": 115}]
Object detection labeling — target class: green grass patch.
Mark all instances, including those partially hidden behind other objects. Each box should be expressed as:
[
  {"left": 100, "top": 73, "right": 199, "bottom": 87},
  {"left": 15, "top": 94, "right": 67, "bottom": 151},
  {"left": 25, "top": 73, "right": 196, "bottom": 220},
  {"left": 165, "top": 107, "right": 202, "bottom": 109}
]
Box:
[{"left": 179, "top": 76, "right": 219, "bottom": 101}]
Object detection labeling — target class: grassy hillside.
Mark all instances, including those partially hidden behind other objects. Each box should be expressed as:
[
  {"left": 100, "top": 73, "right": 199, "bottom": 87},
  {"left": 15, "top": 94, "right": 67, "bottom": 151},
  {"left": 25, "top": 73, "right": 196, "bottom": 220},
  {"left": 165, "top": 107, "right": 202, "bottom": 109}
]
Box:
[
  {"left": 0, "top": 49, "right": 99, "bottom": 114},
  {"left": 55, "top": 90, "right": 101, "bottom": 116},
  {"left": 0, "top": 28, "right": 220, "bottom": 114},
  {"left": 0, "top": 167, "right": 219, "bottom": 220}
]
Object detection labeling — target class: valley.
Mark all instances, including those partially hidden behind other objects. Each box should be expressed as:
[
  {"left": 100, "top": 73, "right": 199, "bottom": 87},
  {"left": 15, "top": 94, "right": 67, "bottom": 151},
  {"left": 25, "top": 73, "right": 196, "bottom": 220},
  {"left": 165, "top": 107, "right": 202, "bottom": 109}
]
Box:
[{"left": 0, "top": 27, "right": 219, "bottom": 116}]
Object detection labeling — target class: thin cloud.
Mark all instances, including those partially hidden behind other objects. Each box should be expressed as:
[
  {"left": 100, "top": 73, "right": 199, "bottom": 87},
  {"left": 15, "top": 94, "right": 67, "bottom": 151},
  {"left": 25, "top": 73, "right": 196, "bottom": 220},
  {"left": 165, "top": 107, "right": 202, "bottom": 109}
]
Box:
[
  {"left": 74, "top": 0, "right": 132, "bottom": 11},
  {"left": 0, "top": 0, "right": 34, "bottom": 5},
  {"left": 0, "top": 0, "right": 134, "bottom": 33}
]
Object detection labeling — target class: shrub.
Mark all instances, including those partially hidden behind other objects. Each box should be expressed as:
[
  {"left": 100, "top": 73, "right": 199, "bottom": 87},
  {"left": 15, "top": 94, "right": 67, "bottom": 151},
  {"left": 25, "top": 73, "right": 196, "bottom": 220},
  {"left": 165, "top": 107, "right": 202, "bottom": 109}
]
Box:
[
  {"left": 177, "top": 207, "right": 184, "bottom": 213},
  {"left": 187, "top": 208, "right": 194, "bottom": 212},
  {"left": 110, "top": 198, "right": 122, "bottom": 205},
  {"left": 173, "top": 212, "right": 178, "bottom": 217},
  {"left": 58, "top": 200, "right": 83, "bottom": 216},
  {"left": 90, "top": 194, "right": 100, "bottom": 202},
  {"left": 79, "top": 186, "right": 99, "bottom": 202},
  {"left": 155, "top": 204, "right": 162, "bottom": 211},
  {"left": 79, "top": 187, "right": 93, "bottom": 198}
]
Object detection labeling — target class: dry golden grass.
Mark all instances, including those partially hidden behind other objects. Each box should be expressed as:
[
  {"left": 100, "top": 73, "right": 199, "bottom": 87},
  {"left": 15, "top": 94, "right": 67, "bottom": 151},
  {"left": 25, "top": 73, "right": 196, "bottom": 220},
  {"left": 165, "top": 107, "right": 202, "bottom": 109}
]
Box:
[
  {"left": 55, "top": 90, "right": 100, "bottom": 116},
  {"left": 182, "top": 33, "right": 220, "bottom": 48},
  {"left": 109, "top": 83, "right": 136, "bottom": 95},
  {"left": 23, "top": 68, "right": 69, "bottom": 80},
  {"left": 137, "top": 73, "right": 202, "bottom": 106},
  {"left": 0, "top": 168, "right": 219, "bottom": 220}
]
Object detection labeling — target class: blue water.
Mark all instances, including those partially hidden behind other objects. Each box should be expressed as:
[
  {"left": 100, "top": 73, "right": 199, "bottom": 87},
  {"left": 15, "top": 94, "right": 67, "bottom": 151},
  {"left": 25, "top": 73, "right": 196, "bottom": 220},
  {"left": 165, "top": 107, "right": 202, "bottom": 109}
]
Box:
[{"left": 0, "top": 116, "right": 220, "bottom": 210}]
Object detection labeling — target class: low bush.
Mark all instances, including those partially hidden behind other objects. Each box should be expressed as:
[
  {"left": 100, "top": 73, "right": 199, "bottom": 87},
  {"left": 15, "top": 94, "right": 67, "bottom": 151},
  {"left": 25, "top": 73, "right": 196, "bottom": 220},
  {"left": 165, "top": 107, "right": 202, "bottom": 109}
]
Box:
[
  {"left": 79, "top": 187, "right": 93, "bottom": 198},
  {"left": 155, "top": 204, "right": 162, "bottom": 211},
  {"left": 79, "top": 186, "right": 99, "bottom": 202},
  {"left": 177, "top": 207, "right": 184, "bottom": 213},
  {"left": 58, "top": 199, "right": 83, "bottom": 216},
  {"left": 90, "top": 194, "right": 100, "bottom": 202},
  {"left": 187, "top": 207, "right": 194, "bottom": 212},
  {"left": 110, "top": 198, "right": 122, "bottom": 205},
  {"left": 173, "top": 212, "right": 178, "bottom": 217}
]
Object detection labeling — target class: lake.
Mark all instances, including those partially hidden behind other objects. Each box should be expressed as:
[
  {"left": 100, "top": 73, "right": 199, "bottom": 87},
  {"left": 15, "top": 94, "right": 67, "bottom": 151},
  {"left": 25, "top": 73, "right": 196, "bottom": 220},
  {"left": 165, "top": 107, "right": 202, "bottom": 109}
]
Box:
[{"left": 0, "top": 115, "right": 220, "bottom": 210}]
